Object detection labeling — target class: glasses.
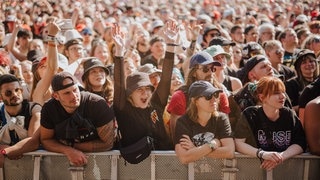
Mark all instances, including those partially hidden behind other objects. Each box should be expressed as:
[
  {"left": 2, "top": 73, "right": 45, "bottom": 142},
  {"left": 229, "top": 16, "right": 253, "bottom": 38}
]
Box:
[
  {"left": 196, "top": 65, "right": 216, "bottom": 73},
  {"left": 208, "top": 33, "right": 221, "bottom": 37},
  {"left": 2, "top": 88, "right": 22, "bottom": 97},
  {"left": 202, "top": 92, "right": 220, "bottom": 100}
]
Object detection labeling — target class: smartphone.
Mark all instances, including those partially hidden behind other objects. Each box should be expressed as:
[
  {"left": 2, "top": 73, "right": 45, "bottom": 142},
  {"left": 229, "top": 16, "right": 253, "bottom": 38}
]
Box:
[{"left": 59, "top": 19, "right": 73, "bottom": 31}]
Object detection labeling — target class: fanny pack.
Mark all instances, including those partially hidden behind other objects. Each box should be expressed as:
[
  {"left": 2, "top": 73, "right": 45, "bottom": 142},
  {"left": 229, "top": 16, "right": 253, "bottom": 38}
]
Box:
[{"left": 120, "top": 136, "right": 154, "bottom": 164}]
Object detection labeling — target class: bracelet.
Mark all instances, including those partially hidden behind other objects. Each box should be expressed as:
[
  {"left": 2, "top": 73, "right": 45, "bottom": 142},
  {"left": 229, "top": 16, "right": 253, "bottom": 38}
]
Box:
[
  {"left": 0, "top": 149, "right": 7, "bottom": 157},
  {"left": 46, "top": 35, "right": 57, "bottom": 42},
  {"left": 256, "top": 148, "right": 264, "bottom": 163}
]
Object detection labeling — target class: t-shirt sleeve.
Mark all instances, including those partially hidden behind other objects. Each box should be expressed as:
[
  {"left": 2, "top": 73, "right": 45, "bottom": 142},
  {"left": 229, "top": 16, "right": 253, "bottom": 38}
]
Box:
[
  {"left": 89, "top": 98, "right": 115, "bottom": 128},
  {"left": 173, "top": 115, "right": 191, "bottom": 145},
  {"left": 234, "top": 112, "right": 252, "bottom": 139},
  {"left": 40, "top": 103, "right": 54, "bottom": 129},
  {"left": 292, "top": 113, "right": 307, "bottom": 151},
  {"left": 218, "top": 92, "right": 230, "bottom": 114},
  {"left": 216, "top": 113, "right": 232, "bottom": 139},
  {"left": 167, "top": 90, "right": 186, "bottom": 115},
  {"left": 299, "top": 87, "right": 313, "bottom": 108}
]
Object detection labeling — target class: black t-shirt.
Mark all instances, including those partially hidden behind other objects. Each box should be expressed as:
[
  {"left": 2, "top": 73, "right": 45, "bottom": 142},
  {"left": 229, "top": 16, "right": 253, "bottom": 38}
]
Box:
[
  {"left": 278, "top": 65, "right": 296, "bottom": 81},
  {"left": 299, "top": 78, "right": 320, "bottom": 108},
  {"left": 115, "top": 94, "right": 172, "bottom": 150},
  {"left": 174, "top": 112, "right": 232, "bottom": 146},
  {"left": 234, "top": 106, "right": 307, "bottom": 152},
  {"left": 41, "top": 91, "right": 114, "bottom": 142},
  {"left": 285, "top": 77, "right": 312, "bottom": 107}
]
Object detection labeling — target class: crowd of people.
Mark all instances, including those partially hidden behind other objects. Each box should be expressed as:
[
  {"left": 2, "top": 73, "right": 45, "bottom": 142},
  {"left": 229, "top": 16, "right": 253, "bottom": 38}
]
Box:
[{"left": 0, "top": 0, "right": 319, "bottom": 170}]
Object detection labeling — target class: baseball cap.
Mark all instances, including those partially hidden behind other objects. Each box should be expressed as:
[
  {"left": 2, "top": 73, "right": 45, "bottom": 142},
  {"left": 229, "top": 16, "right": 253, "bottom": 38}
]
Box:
[
  {"left": 138, "top": 63, "right": 162, "bottom": 75},
  {"left": 32, "top": 57, "right": 47, "bottom": 73},
  {"left": 242, "top": 42, "right": 264, "bottom": 60},
  {"left": 27, "top": 50, "right": 44, "bottom": 62},
  {"left": 151, "top": 19, "right": 164, "bottom": 32},
  {"left": 64, "top": 39, "right": 83, "bottom": 50},
  {"left": 293, "top": 49, "right": 316, "bottom": 70},
  {"left": 81, "top": 27, "right": 93, "bottom": 36},
  {"left": 64, "top": 29, "right": 83, "bottom": 42},
  {"left": 209, "top": 36, "right": 236, "bottom": 47},
  {"left": 126, "top": 72, "right": 155, "bottom": 96},
  {"left": 82, "top": 58, "right": 109, "bottom": 81},
  {"left": 51, "top": 72, "right": 78, "bottom": 92},
  {"left": 189, "top": 51, "right": 221, "bottom": 69},
  {"left": 203, "top": 24, "right": 220, "bottom": 36},
  {"left": 188, "top": 80, "right": 222, "bottom": 98},
  {"left": 223, "top": 8, "right": 235, "bottom": 18},
  {"left": 239, "top": 55, "right": 268, "bottom": 84},
  {"left": 204, "top": 45, "right": 231, "bottom": 59}
]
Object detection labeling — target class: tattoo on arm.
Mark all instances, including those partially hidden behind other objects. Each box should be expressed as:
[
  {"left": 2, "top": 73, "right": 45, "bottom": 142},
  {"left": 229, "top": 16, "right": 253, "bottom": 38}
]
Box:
[{"left": 96, "top": 121, "right": 115, "bottom": 151}]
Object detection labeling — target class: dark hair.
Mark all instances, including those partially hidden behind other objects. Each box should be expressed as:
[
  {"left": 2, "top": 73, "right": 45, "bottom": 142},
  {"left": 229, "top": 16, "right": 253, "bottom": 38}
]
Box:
[
  {"left": 230, "top": 25, "right": 242, "bottom": 34},
  {"left": 244, "top": 24, "right": 256, "bottom": 35},
  {"left": 149, "top": 36, "right": 164, "bottom": 46},
  {"left": 17, "top": 28, "right": 33, "bottom": 39},
  {"left": 0, "top": 74, "right": 20, "bottom": 89}
]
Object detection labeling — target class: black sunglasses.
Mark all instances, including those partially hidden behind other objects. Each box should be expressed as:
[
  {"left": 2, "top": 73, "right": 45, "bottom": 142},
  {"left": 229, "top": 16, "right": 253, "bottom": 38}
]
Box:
[
  {"left": 313, "top": 37, "right": 320, "bottom": 43},
  {"left": 196, "top": 65, "right": 216, "bottom": 73},
  {"left": 209, "top": 33, "right": 221, "bottom": 37},
  {"left": 202, "top": 92, "right": 220, "bottom": 100},
  {"left": 3, "top": 88, "right": 22, "bottom": 97}
]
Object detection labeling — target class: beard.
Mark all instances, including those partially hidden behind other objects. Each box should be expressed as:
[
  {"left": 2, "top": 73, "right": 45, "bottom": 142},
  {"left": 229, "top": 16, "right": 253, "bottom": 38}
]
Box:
[{"left": 3, "top": 98, "right": 22, "bottom": 106}]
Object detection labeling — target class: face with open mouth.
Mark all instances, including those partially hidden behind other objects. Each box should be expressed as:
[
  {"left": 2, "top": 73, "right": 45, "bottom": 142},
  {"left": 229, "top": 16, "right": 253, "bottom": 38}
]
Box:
[{"left": 130, "top": 86, "right": 153, "bottom": 108}]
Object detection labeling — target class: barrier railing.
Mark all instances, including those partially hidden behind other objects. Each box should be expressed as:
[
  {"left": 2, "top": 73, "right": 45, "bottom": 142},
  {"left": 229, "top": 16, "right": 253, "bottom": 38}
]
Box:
[{"left": 1, "top": 150, "right": 319, "bottom": 180}]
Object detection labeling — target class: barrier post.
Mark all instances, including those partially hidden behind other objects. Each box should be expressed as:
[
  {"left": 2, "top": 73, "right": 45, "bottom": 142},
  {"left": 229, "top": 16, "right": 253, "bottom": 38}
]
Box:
[{"left": 69, "top": 165, "right": 85, "bottom": 180}]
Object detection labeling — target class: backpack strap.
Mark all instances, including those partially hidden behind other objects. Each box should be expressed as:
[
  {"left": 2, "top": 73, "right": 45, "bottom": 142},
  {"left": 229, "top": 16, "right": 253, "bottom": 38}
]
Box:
[{"left": 0, "top": 104, "right": 6, "bottom": 126}]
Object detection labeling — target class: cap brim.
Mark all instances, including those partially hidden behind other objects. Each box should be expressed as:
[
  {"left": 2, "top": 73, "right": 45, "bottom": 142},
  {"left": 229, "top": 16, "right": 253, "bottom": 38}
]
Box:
[
  {"left": 202, "top": 88, "right": 223, "bottom": 97},
  {"left": 212, "top": 61, "right": 222, "bottom": 66}
]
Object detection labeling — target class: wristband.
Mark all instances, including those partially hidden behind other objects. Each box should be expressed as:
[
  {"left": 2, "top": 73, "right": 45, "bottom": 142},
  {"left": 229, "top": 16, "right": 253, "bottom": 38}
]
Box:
[
  {"left": 256, "top": 148, "right": 264, "bottom": 163},
  {"left": 166, "top": 43, "right": 180, "bottom": 46},
  {"left": 1, "top": 149, "right": 7, "bottom": 157},
  {"left": 207, "top": 140, "right": 217, "bottom": 151},
  {"left": 46, "top": 35, "right": 57, "bottom": 42}
]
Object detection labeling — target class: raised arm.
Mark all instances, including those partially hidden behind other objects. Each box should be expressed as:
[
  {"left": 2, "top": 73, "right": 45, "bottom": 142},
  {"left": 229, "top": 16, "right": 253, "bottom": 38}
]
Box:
[
  {"left": 112, "top": 24, "right": 127, "bottom": 110},
  {"left": 6, "top": 22, "right": 27, "bottom": 62},
  {"left": 155, "top": 20, "right": 179, "bottom": 106},
  {"left": 32, "top": 22, "right": 59, "bottom": 105}
]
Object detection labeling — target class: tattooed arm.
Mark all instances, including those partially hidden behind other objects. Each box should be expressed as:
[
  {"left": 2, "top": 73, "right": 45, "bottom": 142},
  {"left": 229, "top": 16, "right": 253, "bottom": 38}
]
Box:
[{"left": 73, "top": 121, "right": 115, "bottom": 152}]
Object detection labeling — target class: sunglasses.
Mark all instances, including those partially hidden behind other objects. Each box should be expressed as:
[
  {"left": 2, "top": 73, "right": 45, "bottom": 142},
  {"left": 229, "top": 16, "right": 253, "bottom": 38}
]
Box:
[
  {"left": 313, "top": 37, "right": 320, "bottom": 43},
  {"left": 275, "top": 49, "right": 284, "bottom": 55},
  {"left": 209, "top": 33, "right": 221, "bottom": 37},
  {"left": 196, "top": 65, "right": 216, "bottom": 73},
  {"left": 202, "top": 92, "right": 220, "bottom": 100},
  {"left": 82, "top": 32, "right": 92, "bottom": 36},
  {"left": 3, "top": 88, "right": 22, "bottom": 97}
]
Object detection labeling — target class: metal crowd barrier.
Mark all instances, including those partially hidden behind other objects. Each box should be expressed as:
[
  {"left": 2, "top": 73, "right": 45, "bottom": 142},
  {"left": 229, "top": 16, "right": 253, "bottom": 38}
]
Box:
[{"left": 1, "top": 150, "right": 319, "bottom": 180}]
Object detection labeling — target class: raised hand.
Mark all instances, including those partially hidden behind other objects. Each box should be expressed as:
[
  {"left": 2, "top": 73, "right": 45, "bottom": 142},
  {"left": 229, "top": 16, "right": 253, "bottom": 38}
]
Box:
[
  {"left": 47, "top": 21, "right": 61, "bottom": 37},
  {"left": 160, "top": 18, "right": 180, "bottom": 44},
  {"left": 112, "top": 24, "right": 126, "bottom": 57},
  {"left": 186, "top": 24, "right": 202, "bottom": 41}
]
